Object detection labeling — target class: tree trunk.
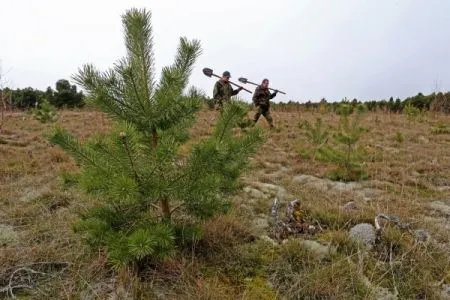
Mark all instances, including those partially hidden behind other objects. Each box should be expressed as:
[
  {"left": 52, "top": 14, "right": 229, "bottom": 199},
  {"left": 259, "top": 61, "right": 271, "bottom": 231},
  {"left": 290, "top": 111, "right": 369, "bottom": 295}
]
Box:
[
  {"left": 161, "top": 197, "right": 171, "bottom": 219},
  {"left": 151, "top": 130, "right": 171, "bottom": 219},
  {"left": 152, "top": 129, "right": 158, "bottom": 149}
]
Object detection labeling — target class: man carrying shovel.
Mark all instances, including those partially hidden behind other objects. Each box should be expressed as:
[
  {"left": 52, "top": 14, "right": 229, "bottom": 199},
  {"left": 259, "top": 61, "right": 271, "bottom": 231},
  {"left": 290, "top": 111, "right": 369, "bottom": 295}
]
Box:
[
  {"left": 213, "top": 71, "right": 244, "bottom": 111},
  {"left": 252, "top": 79, "right": 278, "bottom": 128}
]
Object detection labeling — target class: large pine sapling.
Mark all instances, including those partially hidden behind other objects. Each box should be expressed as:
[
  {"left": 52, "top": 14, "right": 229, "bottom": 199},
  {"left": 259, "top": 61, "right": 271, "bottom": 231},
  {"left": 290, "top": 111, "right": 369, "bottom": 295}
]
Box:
[{"left": 49, "top": 8, "right": 264, "bottom": 269}]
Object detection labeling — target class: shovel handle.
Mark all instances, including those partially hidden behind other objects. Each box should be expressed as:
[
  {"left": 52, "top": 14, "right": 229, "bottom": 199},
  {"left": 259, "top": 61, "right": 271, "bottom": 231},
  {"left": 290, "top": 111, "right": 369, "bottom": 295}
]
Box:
[
  {"left": 245, "top": 79, "right": 286, "bottom": 95},
  {"left": 229, "top": 81, "right": 252, "bottom": 93},
  {"left": 270, "top": 88, "right": 286, "bottom": 95}
]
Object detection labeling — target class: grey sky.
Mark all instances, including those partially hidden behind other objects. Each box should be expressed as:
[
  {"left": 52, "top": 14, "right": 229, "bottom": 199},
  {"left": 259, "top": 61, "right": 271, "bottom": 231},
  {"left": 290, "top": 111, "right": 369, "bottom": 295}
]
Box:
[{"left": 1, "top": 0, "right": 449, "bottom": 103}]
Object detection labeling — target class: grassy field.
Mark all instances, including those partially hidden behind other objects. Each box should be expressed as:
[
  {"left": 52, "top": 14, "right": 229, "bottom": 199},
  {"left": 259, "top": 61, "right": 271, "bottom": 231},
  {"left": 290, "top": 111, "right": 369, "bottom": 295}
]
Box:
[{"left": 1, "top": 106, "right": 449, "bottom": 299}]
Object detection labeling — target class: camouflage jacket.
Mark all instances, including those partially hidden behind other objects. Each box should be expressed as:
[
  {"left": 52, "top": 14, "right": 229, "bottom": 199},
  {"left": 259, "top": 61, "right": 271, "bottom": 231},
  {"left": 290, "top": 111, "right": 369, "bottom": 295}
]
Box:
[
  {"left": 252, "top": 85, "right": 277, "bottom": 106},
  {"left": 213, "top": 80, "right": 239, "bottom": 101}
]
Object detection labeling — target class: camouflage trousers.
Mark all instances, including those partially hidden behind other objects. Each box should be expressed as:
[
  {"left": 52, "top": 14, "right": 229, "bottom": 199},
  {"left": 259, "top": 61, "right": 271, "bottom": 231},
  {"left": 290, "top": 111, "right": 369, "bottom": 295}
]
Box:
[
  {"left": 253, "top": 104, "right": 273, "bottom": 127},
  {"left": 214, "top": 99, "right": 230, "bottom": 111}
]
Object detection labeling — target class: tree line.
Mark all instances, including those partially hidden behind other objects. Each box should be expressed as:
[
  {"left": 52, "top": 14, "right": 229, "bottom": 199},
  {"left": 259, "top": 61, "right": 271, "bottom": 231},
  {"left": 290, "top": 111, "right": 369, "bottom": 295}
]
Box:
[
  {"left": 270, "top": 91, "right": 450, "bottom": 114},
  {"left": 2, "top": 78, "right": 449, "bottom": 115},
  {"left": 0, "top": 79, "right": 85, "bottom": 109}
]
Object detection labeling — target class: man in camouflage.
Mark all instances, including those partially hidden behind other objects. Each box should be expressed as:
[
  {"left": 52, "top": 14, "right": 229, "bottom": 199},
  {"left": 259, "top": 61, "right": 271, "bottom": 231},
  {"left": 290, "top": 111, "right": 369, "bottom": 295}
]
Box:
[
  {"left": 252, "top": 78, "right": 278, "bottom": 128},
  {"left": 213, "top": 71, "right": 243, "bottom": 111}
]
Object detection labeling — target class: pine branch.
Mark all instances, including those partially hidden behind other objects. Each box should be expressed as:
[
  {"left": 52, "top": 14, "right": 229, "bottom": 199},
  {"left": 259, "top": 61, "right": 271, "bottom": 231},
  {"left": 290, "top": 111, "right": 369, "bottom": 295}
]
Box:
[
  {"left": 122, "top": 8, "right": 155, "bottom": 105},
  {"left": 213, "top": 102, "right": 244, "bottom": 143},
  {"left": 50, "top": 127, "right": 110, "bottom": 173},
  {"left": 120, "top": 132, "right": 141, "bottom": 185}
]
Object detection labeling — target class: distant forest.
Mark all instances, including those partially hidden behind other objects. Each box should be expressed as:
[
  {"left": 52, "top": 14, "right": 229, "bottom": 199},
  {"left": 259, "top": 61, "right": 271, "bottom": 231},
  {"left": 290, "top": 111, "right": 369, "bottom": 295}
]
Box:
[
  {"left": 2, "top": 80, "right": 449, "bottom": 114},
  {"left": 1, "top": 79, "right": 85, "bottom": 109},
  {"left": 269, "top": 92, "right": 450, "bottom": 113}
]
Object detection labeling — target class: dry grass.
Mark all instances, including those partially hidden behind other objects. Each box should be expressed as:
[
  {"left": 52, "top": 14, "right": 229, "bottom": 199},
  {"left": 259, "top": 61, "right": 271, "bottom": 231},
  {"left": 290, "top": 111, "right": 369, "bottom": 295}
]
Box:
[{"left": 1, "top": 106, "right": 449, "bottom": 298}]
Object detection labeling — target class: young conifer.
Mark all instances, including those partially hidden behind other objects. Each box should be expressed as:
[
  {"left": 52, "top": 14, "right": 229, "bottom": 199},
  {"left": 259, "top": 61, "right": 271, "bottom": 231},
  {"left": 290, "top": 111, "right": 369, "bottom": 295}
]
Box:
[{"left": 49, "top": 8, "right": 264, "bottom": 269}]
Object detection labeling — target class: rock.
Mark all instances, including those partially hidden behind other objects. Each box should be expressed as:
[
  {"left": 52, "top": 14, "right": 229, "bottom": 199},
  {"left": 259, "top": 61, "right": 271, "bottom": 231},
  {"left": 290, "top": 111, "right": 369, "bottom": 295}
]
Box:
[
  {"left": 259, "top": 235, "right": 278, "bottom": 246},
  {"left": 441, "top": 284, "right": 450, "bottom": 300},
  {"left": 292, "top": 174, "right": 321, "bottom": 185},
  {"left": 360, "top": 188, "right": 383, "bottom": 200},
  {"left": 299, "top": 240, "right": 334, "bottom": 259},
  {"left": 413, "top": 229, "right": 431, "bottom": 243},
  {"left": 332, "top": 181, "right": 361, "bottom": 192},
  {"left": 279, "top": 166, "right": 289, "bottom": 172},
  {"left": 429, "top": 201, "right": 450, "bottom": 217},
  {"left": 243, "top": 187, "right": 268, "bottom": 200},
  {"left": 292, "top": 175, "right": 329, "bottom": 191},
  {"left": 0, "top": 224, "right": 18, "bottom": 246},
  {"left": 418, "top": 136, "right": 429, "bottom": 144},
  {"left": 252, "top": 182, "right": 279, "bottom": 195},
  {"left": 349, "top": 223, "right": 376, "bottom": 250},
  {"left": 253, "top": 217, "right": 269, "bottom": 232},
  {"left": 360, "top": 273, "right": 398, "bottom": 300},
  {"left": 108, "top": 286, "right": 133, "bottom": 300},
  {"left": 19, "top": 186, "right": 51, "bottom": 202},
  {"left": 292, "top": 174, "right": 384, "bottom": 202},
  {"left": 374, "top": 286, "right": 398, "bottom": 300},
  {"left": 249, "top": 182, "right": 290, "bottom": 202},
  {"left": 437, "top": 186, "right": 450, "bottom": 192},
  {"left": 342, "top": 201, "right": 358, "bottom": 213},
  {"left": 276, "top": 186, "right": 289, "bottom": 202}
]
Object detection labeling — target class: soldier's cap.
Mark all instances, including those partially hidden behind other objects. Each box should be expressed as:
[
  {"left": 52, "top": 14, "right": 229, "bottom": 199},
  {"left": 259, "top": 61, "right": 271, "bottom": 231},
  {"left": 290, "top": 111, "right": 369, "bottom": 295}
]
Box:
[{"left": 222, "top": 71, "right": 231, "bottom": 78}]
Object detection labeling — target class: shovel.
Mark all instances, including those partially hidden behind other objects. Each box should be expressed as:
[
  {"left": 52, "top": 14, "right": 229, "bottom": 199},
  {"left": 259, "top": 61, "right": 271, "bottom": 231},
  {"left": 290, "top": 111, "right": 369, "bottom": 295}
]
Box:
[
  {"left": 202, "top": 68, "right": 252, "bottom": 93},
  {"left": 238, "top": 77, "right": 286, "bottom": 95}
]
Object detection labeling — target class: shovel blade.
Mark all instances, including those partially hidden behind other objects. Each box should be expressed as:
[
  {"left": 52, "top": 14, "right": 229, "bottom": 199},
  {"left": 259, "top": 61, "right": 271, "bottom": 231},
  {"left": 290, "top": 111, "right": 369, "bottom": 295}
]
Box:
[
  {"left": 238, "top": 77, "right": 248, "bottom": 84},
  {"left": 202, "top": 67, "right": 213, "bottom": 77}
]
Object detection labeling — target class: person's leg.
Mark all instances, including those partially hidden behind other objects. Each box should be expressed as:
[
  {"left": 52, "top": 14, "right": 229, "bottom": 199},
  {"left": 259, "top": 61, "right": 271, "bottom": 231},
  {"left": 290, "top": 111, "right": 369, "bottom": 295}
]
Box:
[
  {"left": 253, "top": 106, "right": 262, "bottom": 123},
  {"left": 263, "top": 107, "right": 274, "bottom": 128},
  {"left": 215, "top": 99, "right": 223, "bottom": 111}
]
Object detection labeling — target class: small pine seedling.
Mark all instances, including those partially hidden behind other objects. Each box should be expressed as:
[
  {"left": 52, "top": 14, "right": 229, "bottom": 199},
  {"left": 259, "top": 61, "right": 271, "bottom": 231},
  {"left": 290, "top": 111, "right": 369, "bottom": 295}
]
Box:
[
  {"left": 33, "top": 99, "right": 58, "bottom": 123},
  {"left": 395, "top": 131, "right": 404, "bottom": 143},
  {"left": 319, "top": 110, "right": 368, "bottom": 181},
  {"left": 301, "top": 118, "right": 329, "bottom": 160},
  {"left": 430, "top": 121, "right": 450, "bottom": 134}
]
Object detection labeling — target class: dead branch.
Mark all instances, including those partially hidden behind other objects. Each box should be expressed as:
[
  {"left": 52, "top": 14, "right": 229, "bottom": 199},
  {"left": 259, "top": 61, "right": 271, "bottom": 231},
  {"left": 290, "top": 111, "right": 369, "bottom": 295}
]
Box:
[{"left": 0, "top": 261, "right": 70, "bottom": 299}]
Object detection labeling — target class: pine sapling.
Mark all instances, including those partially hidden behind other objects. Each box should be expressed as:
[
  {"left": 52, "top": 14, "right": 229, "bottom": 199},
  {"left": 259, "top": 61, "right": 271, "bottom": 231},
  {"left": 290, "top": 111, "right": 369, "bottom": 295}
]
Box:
[
  {"left": 404, "top": 103, "right": 424, "bottom": 123},
  {"left": 430, "top": 121, "right": 450, "bottom": 134},
  {"left": 319, "top": 110, "right": 368, "bottom": 181},
  {"left": 33, "top": 99, "right": 58, "bottom": 123},
  {"left": 395, "top": 131, "right": 404, "bottom": 143},
  {"left": 49, "top": 8, "right": 264, "bottom": 270},
  {"left": 301, "top": 118, "right": 329, "bottom": 160}
]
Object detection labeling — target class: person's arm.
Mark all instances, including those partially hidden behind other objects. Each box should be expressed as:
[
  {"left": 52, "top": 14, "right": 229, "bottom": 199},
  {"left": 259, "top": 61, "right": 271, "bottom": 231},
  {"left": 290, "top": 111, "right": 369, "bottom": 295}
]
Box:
[
  {"left": 213, "top": 81, "right": 221, "bottom": 100},
  {"left": 231, "top": 85, "right": 243, "bottom": 96},
  {"left": 270, "top": 90, "right": 278, "bottom": 99},
  {"left": 253, "top": 87, "right": 263, "bottom": 105}
]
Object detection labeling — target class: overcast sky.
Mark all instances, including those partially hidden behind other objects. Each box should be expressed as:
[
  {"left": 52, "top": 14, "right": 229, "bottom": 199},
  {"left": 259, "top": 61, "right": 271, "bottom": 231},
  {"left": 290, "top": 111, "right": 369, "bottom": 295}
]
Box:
[{"left": 1, "top": 0, "right": 449, "bottom": 102}]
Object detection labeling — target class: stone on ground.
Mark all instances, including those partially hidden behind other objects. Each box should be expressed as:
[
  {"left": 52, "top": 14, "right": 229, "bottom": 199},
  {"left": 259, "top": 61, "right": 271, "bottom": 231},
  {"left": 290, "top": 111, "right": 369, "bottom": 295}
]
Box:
[
  {"left": 0, "top": 224, "right": 18, "bottom": 246},
  {"left": 299, "top": 240, "right": 334, "bottom": 259},
  {"left": 429, "top": 201, "right": 450, "bottom": 217},
  {"left": 349, "top": 223, "right": 376, "bottom": 250}
]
